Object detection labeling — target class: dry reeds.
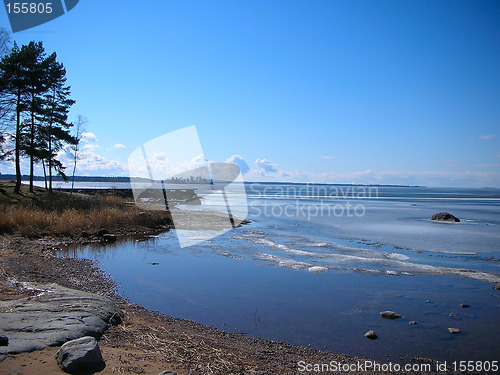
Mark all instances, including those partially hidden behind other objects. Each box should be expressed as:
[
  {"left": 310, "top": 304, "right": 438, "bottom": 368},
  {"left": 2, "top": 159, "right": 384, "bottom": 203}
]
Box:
[{"left": 0, "top": 192, "right": 170, "bottom": 236}]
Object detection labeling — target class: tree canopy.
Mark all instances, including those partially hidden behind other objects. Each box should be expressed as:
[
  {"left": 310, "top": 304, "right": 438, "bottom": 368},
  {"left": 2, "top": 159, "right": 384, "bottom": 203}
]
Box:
[{"left": 0, "top": 39, "right": 76, "bottom": 193}]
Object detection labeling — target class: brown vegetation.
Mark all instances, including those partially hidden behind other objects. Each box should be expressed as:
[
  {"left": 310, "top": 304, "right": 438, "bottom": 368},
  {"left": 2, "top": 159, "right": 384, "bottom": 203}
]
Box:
[{"left": 0, "top": 181, "right": 171, "bottom": 236}]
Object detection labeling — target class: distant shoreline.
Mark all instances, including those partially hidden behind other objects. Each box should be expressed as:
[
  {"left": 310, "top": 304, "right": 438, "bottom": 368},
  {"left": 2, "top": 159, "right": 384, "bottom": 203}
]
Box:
[{"left": 0, "top": 174, "right": 423, "bottom": 188}]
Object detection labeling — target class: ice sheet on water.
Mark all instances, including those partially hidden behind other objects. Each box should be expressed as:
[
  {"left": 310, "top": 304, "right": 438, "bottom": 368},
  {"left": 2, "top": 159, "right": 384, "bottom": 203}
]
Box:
[{"left": 221, "top": 234, "right": 500, "bottom": 284}]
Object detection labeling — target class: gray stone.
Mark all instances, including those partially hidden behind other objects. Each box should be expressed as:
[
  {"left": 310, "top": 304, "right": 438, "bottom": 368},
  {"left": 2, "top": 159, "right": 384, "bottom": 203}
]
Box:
[
  {"left": 494, "top": 283, "right": 500, "bottom": 290},
  {"left": 55, "top": 336, "right": 105, "bottom": 373},
  {"left": 101, "top": 233, "right": 117, "bottom": 243},
  {"left": 364, "top": 330, "right": 377, "bottom": 340},
  {"left": 379, "top": 311, "right": 402, "bottom": 320},
  {"left": 459, "top": 304, "right": 470, "bottom": 308},
  {"left": 448, "top": 327, "right": 461, "bottom": 334},
  {"left": 430, "top": 212, "right": 460, "bottom": 222},
  {"left": 97, "top": 228, "right": 111, "bottom": 237},
  {"left": 0, "top": 282, "right": 123, "bottom": 356},
  {"left": 109, "top": 312, "right": 122, "bottom": 326},
  {"left": 409, "top": 321, "right": 418, "bottom": 325}
]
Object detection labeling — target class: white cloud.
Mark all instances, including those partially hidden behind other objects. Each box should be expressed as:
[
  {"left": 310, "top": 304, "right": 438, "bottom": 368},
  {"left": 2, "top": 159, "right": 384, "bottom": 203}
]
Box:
[
  {"left": 233, "top": 153, "right": 500, "bottom": 187},
  {"left": 76, "top": 152, "right": 126, "bottom": 174},
  {"left": 81, "top": 132, "right": 98, "bottom": 143},
  {"left": 114, "top": 144, "right": 125, "bottom": 149},
  {"left": 128, "top": 153, "right": 207, "bottom": 179},
  {"left": 320, "top": 156, "right": 334, "bottom": 159},
  {"left": 479, "top": 134, "right": 495, "bottom": 140},
  {"left": 54, "top": 145, "right": 126, "bottom": 176},
  {"left": 82, "top": 143, "right": 99, "bottom": 151},
  {"left": 80, "top": 131, "right": 100, "bottom": 151},
  {"left": 226, "top": 155, "right": 249, "bottom": 174},
  {"left": 255, "top": 158, "right": 277, "bottom": 173}
]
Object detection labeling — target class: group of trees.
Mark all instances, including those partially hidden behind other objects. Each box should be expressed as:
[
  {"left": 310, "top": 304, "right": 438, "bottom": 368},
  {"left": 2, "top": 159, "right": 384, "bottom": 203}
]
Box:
[{"left": 0, "top": 29, "right": 80, "bottom": 194}]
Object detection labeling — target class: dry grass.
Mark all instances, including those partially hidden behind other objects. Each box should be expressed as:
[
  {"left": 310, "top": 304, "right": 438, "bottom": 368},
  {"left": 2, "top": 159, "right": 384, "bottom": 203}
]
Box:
[{"left": 0, "top": 182, "right": 171, "bottom": 236}]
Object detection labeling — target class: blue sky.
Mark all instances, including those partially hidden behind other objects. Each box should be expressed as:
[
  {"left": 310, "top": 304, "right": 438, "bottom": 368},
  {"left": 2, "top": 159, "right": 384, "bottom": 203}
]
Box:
[{"left": 1, "top": 0, "right": 499, "bottom": 187}]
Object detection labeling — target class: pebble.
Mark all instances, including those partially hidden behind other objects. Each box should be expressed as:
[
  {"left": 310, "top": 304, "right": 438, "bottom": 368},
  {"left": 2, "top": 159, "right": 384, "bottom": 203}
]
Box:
[
  {"left": 409, "top": 321, "right": 418, "bottom": 325},
  {"left": 449, "top": 313, "right": 456, "bottom": 318},
  {"left": 448, "top": 327, "right": 461, "bottom": 334},
  {"left": 459, "top": 304, "right": 470, "bottom": 308},
  {"left": 365, "top": 330, "right": 377, "bottom": 340}
]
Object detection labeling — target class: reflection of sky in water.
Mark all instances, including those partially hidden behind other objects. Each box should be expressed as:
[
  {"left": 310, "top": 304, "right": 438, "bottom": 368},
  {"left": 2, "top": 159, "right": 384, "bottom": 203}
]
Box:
[{"left": 59, "top": 186, "right": 500, "bottom": 363}]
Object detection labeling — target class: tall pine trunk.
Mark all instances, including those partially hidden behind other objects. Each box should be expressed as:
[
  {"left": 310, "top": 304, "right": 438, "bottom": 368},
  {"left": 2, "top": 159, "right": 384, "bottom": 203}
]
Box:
[
  {"left": 42, "top": 160, "right": 48, "bottom": 189},
  {"left": 48, "top": 124, "right": 52, "bottom": 193},
  {"left": 14, "top": 90, "right": 21, "bottom": 194},
  {"left": 29, "top": 103, "right": 35, "bottom": 193},
  {"left": 48, "top": 87, "right": 55, "bottom": 194}
]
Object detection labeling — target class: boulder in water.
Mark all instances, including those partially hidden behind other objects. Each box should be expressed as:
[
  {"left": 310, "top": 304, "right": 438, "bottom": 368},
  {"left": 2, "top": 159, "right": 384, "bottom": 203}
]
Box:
[
  {"left": 379, "top": 311, "right": 402, "bottom": 320},
  {"left": 430, "top": 212, "right": 460, "bottom": 222}
]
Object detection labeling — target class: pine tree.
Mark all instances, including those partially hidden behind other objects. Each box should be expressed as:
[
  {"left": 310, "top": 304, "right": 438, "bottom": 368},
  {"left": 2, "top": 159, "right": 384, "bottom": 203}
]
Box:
[
  {"left": 0, "top": 42, "right": 31, "bottom": 193},
  {"left": 21, "top": 42, "right": 51, "bottom": 192},
  {"left": 38, "top": 56, "right": 76, "bottom": 193},
  {"left": 0, "top": 41, "right": 76, "bottom": 193}
]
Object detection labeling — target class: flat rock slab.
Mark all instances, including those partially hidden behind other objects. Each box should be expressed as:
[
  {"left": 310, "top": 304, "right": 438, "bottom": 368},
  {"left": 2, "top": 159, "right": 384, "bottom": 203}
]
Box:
[{"left": 0, "top": 282, "right": 123, "bottom": 357}]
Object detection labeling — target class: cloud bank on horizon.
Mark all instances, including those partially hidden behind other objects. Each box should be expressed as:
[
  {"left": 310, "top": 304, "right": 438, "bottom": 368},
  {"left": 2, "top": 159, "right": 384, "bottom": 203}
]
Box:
[
  {"left": 1, "top": 130, "right": 499, "bottom": 187},
  {"left": 2, "top": 150, "right": 500, "bottom": 189}
]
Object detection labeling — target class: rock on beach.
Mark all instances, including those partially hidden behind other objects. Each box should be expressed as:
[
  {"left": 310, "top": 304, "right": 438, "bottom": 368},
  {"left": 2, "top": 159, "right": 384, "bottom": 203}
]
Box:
[
  {"left": 55, "top": 336, "right": 105, "bottom": 373},
  {"left": 0, "top": 282, "right": 123, "bottom": 356},
  {"left": 101, "top": 233, "right": 118, "bottom": 243}
]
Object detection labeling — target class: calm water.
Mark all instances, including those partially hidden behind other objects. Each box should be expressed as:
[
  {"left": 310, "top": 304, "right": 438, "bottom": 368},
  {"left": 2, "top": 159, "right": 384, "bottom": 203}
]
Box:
[{"left": 59, "top": 184, "right": 500, "bottom": 363}]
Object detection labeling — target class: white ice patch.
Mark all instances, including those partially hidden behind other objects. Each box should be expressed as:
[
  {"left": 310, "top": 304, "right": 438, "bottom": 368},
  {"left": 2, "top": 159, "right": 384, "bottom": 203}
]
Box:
[
  {"left": 308, "top": 266, "right": 329, "bottom": 273},
  {"left": 253, "top": 238, "right": 317, "bottom": 257},
  {"left": 255, "top": 253, "right": 312, "bottom": 270},
  {"left": 387, "top": 253, "right": 410, "bottom": 261},
  {"left": 304, "top": 242, "right": 330, "bottom": 247}
]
